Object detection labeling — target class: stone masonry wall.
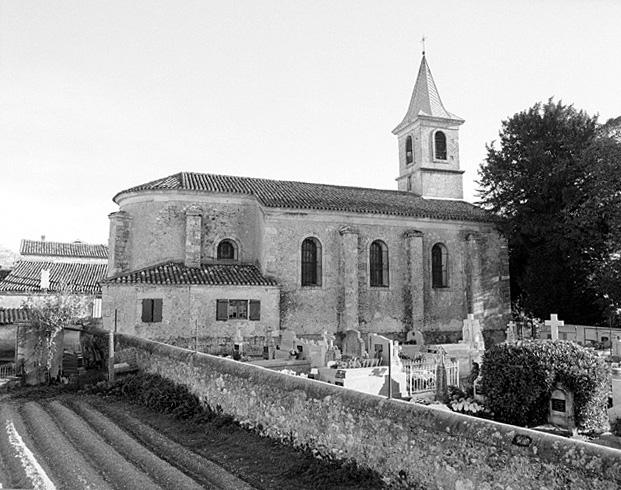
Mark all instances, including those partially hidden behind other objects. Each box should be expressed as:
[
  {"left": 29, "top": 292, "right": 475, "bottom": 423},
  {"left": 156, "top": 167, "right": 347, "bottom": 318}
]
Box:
[
  {"left": 103, "top": 284, "right": 280, "bottom": 352},
  {"left": 110, "top": 190, "right": 510, "bottom": 344},
  {"left": 112, "top": 332, "right": 621, "bottom": 490},
  {"left": 116, "top": 193, "right": 263, "bottom": 272}
]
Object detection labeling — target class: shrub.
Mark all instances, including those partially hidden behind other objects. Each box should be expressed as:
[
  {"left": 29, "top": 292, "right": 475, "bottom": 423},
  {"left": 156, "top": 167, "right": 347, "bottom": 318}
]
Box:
[{"left": 480, "top": 340, "right": 610, "bottom": 432}]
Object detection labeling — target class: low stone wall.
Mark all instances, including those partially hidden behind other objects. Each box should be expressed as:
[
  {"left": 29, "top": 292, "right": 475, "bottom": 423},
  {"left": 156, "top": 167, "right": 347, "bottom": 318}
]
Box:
[{"left": 109, "top": 331, "right": 621, "bottom": 489}]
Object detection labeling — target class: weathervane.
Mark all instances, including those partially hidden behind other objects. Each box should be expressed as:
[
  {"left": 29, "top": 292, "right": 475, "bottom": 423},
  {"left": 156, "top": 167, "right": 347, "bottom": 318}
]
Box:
[{"left": 421, "top": 35, "right": 426, "bottom": 56}]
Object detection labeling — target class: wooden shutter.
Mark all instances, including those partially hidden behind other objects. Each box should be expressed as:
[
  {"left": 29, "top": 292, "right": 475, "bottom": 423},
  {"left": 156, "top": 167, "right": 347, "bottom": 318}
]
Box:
[
  {"left": 216, "top": 300, "right": 228, "bottom": 321},
  {"left": 153, "top": 299, "right": 163, "bottom": 322},
  {"left": 249, "top": 300, "right": 261, "bottom": 321},
  {"left": 141, "top": 299, "right": 152, "bottom": 322}
]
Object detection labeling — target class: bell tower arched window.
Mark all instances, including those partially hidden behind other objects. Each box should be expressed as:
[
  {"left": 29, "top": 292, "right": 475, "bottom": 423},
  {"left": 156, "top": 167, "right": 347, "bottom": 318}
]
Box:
[
  {"left": 217, "top": 239, "right": 238, "bottom": 261},
  {"left": 434, "top": 131, "right": 447, "bottom": 160},
  {"left": 432, "top": 243, "right": 448, "bottom": 288},
  {"left": 301, "top": 237, "right": 322, "bottom": 286},
  {"left": 405, "top": 136, "right": 413, "bottom": 164},
  {"left": 370, "top": 240, "right": 389, "bottom": 287}
]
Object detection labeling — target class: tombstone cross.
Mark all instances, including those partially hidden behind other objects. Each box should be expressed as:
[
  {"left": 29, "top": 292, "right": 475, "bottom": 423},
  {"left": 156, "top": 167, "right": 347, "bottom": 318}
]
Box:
[
  {"left": 506, "top": 321, "right": 516, "bottom": 342},
  {"left": 463, "top": 314, "right": 480, "bottom": 344},
  {"left": 545, "top": 314, "right": 564, "bottom": 341}
]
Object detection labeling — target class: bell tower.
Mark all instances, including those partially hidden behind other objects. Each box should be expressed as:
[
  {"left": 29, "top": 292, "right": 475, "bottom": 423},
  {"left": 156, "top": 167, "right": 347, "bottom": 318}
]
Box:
[{"left": 393, "top": 51, "right": 465, "bottom": 199}]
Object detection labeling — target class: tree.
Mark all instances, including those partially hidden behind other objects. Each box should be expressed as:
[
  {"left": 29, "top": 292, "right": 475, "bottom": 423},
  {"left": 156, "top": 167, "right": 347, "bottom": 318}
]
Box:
[
  {"left": 23, "top": 290, "right": 89, "bottom": 383},
  {"left": 477, "top": 99, "right": 621, "bottom": 324},
  {"left": 571, "top": 118, "right": 621, "bottom": 322}
]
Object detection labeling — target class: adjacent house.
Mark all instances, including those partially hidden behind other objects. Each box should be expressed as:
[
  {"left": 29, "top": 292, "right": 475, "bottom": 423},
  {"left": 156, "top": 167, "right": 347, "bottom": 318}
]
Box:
[
  {"left": 102, "top": 54, "right": 511, "bottom": 352},
  {"left": 0, "top": 238, "right": 108, "bottom": 317}
]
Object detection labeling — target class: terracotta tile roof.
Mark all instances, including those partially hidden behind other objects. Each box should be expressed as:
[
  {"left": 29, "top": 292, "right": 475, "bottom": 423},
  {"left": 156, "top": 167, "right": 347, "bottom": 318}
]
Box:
[
  {"left": 115, "top": 172, "right": 494, "bottom": 223},
  {"left": 0, "top": 261, "right": 107, "bottom": 295},
  {"left": 0, "top": 308, "right": 29, "bottom": 325},
  {"left": 106, "top": 262, "right": 278, "bottom": 287},
  {"left": 20, "top": 240, "right": 108, "bottom": 259}
]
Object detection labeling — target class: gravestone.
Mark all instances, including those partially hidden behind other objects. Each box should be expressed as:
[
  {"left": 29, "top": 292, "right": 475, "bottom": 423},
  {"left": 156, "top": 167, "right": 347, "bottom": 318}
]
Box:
[
  {"left": 609, "top": 366, "right": 621, "bottom": 423},
  {"left": 405, "top": 330, "right": 425, "bottom": 345},
  {"left": 473, "top": 373, "right": 485, "bottom": 403},
  {"left": 298, "top": 338, "right": 328, "bottom": 368},
  {"left": 505, "top": 321, "right": 516, "bottom": 343},
  {"left": 612, "top": 337, "right": 621, "bottom": 359},
  {"left": 342, "top": 329, "right": 365, "bottom": 359},
  {"left": 545, "top": 314, "right": 563, "bottom": 341},
  {"left": 548, "top": 384, "right": 575, "bottom": 430},
  {"left": 233, "top": 327, "right": 244, "bottom": 354},
  {"left": 461, "top": 314, "right": 484, "bottom": 351}
]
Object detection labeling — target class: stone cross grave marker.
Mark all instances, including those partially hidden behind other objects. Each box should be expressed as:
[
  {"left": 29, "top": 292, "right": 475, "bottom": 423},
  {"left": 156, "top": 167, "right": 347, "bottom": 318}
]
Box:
[
  {"left": 505, "top": 321, "right": 516, "bottom": 342},
  {"left": 462, "top": 314, "right": 484, "bottom": 350},
  {"left": 545, "top": 314, "right": 563, "bottom": 341}
]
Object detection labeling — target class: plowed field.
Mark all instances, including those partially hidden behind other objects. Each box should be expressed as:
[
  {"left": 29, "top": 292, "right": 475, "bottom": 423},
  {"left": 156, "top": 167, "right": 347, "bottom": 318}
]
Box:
[{"left": 0, "top": 392, "right": 387, "bottom": 490}]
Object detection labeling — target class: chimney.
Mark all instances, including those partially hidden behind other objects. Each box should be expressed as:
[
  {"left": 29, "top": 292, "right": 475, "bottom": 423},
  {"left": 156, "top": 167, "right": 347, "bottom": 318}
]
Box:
[
  {"left": 40, "top": 269, "right": 50, "bottom": 290},
  {"left": 185, "top": 206, "right": 202, "bottom": 268}
]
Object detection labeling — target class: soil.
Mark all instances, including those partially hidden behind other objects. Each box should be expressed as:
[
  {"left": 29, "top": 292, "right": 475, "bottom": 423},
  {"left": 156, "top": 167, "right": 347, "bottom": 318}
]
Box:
[{"left": 0, "top": 387, "right": 390, "bottom": 490}]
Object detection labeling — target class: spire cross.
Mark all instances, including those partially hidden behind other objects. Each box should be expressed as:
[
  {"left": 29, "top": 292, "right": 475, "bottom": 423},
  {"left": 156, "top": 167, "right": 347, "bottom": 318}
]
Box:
[{"left": 421, "top": 35, "right": 426, "bottom": 55}]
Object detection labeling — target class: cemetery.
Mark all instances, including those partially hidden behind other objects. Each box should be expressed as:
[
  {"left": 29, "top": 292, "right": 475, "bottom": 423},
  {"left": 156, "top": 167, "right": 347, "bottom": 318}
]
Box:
[{"left": 2, "top": 304, "right": 621, "bottom": 488}]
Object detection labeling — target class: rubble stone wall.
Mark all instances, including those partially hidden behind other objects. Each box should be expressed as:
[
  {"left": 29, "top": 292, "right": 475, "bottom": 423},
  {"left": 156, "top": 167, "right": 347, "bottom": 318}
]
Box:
[{"left": 114, "top": 332, "right": 621, "bottom": 490}]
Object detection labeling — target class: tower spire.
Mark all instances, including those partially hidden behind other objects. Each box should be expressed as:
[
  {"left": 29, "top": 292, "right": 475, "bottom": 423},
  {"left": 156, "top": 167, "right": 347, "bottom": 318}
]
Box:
[{"left": 392, "top": 51, "right": 465, "bottom": 199}]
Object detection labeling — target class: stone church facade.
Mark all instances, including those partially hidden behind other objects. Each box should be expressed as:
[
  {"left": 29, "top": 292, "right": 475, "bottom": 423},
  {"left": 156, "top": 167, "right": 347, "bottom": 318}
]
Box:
[{"left": 102, "top": 54, "right": 510, "bottom": 351}]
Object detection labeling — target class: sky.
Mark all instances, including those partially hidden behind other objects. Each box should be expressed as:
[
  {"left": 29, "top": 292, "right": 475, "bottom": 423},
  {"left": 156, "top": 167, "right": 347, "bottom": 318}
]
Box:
[{"left": 1, "top": 1, "right": 620, "bottom": 254}]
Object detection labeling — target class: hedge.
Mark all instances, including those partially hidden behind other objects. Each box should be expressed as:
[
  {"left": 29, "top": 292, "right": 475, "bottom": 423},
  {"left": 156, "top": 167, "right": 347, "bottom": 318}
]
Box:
[{"left": 480, "top": 340, "right": 610, "bottom": 432}]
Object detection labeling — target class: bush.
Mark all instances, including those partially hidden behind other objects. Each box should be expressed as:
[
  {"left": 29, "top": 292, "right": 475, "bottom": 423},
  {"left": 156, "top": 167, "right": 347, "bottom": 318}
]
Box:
[{"left": 481, "top": 340, "right": 610, "bottom": 432}]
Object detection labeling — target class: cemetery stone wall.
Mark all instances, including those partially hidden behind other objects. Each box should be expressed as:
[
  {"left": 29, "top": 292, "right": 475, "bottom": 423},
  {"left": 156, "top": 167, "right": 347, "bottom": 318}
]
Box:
[{"left": 110, "top": 331, "right": 621, "bottom": 489}]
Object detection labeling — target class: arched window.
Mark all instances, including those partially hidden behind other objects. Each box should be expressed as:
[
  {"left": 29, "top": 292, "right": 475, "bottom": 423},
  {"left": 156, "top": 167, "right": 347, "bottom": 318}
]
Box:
[
  {"left": 434, "top": 131, "right": 447, "bottom": 160},
  {"left": 217, "top": 239, "right": 238, "bottom": 261},
  {"left": 405, "top": 136, "right": 413, "bottom": 164},
  {"left": 432, "top": 243, "right": 448, "bottom": 288},
  {"left": 370, "top": 240, "right": 389, "bottom": 287},
  {"left": 301, "top": 237, "right": 322, "bottom": 286}
]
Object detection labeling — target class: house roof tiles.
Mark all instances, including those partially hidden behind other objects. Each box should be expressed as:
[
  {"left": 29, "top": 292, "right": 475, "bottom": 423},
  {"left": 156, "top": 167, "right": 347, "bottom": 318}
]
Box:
[
  {"left": 115, "top": 172, "right": 494, "bottom": 223},
  {"left": 106, "top": 262, "right": 278, "bottom": 287},
  {"left": 0, "top": 308, "right": 29, "bottom": 325},
  {"left": 20, "top": 240, "right": 108, "bottom": 259},
  {"left": 0, "top": 261, "right": 107, "bottom": 295}
]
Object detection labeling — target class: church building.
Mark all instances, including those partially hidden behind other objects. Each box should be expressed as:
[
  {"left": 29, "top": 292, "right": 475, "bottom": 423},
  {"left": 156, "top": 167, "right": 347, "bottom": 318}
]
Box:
[{"left": 102, "top": 54, "right": 510, "bottom": 352}]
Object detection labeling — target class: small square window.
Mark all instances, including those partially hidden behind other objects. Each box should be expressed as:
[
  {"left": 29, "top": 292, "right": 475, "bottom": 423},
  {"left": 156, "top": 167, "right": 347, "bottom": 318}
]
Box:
[{"left": 216, "top": 299, "right": 261, "bottom": 321}]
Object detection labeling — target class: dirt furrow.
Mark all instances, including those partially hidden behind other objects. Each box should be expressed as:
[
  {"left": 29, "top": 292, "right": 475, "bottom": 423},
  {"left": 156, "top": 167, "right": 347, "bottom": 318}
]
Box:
[
  {"left": 39, "top": 400, "right": 163, "bottom": 490},
  {"left": 50, "top": 399, "right": 208, "bottom": 490},
  {"left": 72, "top": 398, "right": 256, "bottom": 490},
  {"left": 0, "top": 403, "right": 36, "bottom": 489},
  {"left": 20, "top": 401, "right": 112, "bottom": 490}
]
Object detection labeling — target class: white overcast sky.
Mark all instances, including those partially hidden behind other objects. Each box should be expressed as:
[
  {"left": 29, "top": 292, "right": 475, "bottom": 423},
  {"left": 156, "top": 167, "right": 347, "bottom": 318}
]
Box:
[{"left": 1, "top": 0, "right": 620, "bottom": 253}]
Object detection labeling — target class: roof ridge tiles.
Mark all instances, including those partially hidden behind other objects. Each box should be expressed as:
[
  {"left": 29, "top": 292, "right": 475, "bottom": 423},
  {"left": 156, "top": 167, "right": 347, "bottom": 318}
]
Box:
[{"left": 114, "top": 171, "right": 495, "bottom": 223}]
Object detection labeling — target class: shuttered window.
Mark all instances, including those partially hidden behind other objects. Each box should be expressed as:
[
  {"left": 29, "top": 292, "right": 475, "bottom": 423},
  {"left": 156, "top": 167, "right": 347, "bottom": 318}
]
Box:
[
  {"left": 216, "top": 299, "right": 261, "bottom": 321},
  {"left": 141, "top": 299, "right": 163, "bottom": 323},
  {"left": 216, "top": 299, "right": 229, "bottom": 321},
  {"left": 249, "top": 300, "right": 260, "bottom": 320}
]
